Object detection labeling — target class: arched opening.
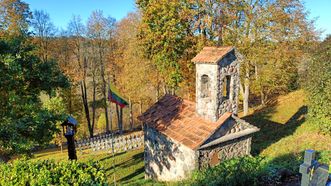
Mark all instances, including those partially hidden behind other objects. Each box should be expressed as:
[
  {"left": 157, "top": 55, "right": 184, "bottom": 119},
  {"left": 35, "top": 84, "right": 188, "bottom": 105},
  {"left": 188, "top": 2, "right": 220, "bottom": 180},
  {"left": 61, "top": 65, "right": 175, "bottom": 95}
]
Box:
[
  {"left": 201, "top": 75, "right": 210, "bottom": 98},
  {"left": 222, "top": 75, "right": 232, "bottom": 99}
]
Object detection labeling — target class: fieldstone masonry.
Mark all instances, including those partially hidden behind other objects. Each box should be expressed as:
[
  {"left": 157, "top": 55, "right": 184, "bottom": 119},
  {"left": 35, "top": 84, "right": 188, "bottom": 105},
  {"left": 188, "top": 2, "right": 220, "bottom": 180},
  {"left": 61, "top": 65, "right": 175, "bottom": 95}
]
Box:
[
  {"left": 140, "top": 46, "right": 259, "bottom": 181},
  {"left": 144, "top": 126, "right": 197, "bottom": 181},
  {"left": 218, "top": 57, "right": 240, "bottom": 116},
  {"left": 199, "top": 136, "right": 251, "bottom": 169},
  {"left": 196, "top": 49, "right": 240, "bottom": 122},
  {"left": 198, "top": 116, "right": 254, "bottom": 169}
]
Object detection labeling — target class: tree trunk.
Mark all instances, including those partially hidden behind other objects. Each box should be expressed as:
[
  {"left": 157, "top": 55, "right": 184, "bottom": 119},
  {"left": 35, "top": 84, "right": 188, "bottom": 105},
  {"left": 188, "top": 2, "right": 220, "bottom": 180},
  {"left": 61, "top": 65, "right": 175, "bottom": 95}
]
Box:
[
  {"left": 243, "top": 64, "right": 250, "bottom": 116},
  {"left": 115, "top": 104, "right": 121, "bottom": 133},
  {"left": 104, "top": 100, "right": 109, "bottom": 133},
  {"left": 120, "top": 107, "right": 123, "bottom": 134},
  {"left": 139, "top": 101, "right": 143, "bottom": 115},
  {"left": 129, "top": 98, "right": 133, "bottom": 131},
  {"left": 156, "top": 86, "right": 159, "bottom": 102},
  {"left": 260, "top": 89, "right": 265, "bottom": 106},
  {"left": 99, "top": 48, "right": 109, "bottom": 133},
  {"left": 171, "top": 88, "right": 175, "bottom": 95},
  {"left": 109, "top": 103, "right": 113, "bottom": 132},
  {"left": 139, "top": 100, "right": 143, "bottom": 130},
  {"left": 80, "top": 80, "right": 93, "bottom": 138},
  {"left": 163, "top": 84, "right": 168, "bottom": 94},
  {"left": 243, "top": 81, "right": 249, "bottom": 116},
  {"left": 68, "top": 87, "right": 72, "bottom": 115},
  {"left": 91, "top": 73, "right": 97, "bottom": 137},
  {"left": 59, "top": 133, "right": 63, "bottom": 153}
]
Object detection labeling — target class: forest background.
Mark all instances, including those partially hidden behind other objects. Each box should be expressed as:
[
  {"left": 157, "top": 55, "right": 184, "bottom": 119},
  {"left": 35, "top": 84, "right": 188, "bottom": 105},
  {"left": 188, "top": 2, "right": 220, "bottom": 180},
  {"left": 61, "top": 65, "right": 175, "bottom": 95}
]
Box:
[{"left": 1, "top": 0, "right": 330, "bottom": 159}]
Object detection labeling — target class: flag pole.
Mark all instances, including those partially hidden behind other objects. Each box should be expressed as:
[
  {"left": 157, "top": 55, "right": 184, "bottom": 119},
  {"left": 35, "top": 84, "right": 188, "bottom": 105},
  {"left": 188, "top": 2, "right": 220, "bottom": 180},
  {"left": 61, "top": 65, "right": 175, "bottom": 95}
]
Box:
[{"left": 108, "top": 80, "right": 116, "bottom": 186}]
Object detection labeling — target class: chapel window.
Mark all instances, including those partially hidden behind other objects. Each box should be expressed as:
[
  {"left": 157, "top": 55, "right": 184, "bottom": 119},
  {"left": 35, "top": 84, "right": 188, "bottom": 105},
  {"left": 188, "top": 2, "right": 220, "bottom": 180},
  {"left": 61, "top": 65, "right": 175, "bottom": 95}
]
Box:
[{"left": 201, "top": 75, "right": 210, "bottom": 98}]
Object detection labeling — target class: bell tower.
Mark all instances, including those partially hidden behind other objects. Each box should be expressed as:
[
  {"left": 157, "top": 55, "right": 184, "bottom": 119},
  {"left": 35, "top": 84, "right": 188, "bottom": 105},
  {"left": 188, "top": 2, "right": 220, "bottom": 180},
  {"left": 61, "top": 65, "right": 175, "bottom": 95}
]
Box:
[{"left": 192, "top": 46, "right": 240, "bottom": 122}]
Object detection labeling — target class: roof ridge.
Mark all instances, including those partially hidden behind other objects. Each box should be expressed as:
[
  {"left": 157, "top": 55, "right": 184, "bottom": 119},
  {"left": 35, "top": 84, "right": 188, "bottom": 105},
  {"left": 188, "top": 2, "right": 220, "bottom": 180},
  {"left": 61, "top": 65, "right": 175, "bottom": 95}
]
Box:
[
  {"left": 193, "top": 112, "right": 232, "bottom": 149},
  {"left": 192, "top": 46, "right": 235, "bottom": 64},
  {"left": 139, "top": 94, "right": 235, "bottom": 150}
]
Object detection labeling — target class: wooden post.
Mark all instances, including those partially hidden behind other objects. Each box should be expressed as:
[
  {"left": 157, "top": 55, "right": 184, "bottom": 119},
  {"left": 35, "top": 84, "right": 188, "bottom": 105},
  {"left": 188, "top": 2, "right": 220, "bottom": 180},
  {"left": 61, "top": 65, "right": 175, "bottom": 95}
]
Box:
[{"left": 65, "top": 134, "right": 77, "bottom": 160}]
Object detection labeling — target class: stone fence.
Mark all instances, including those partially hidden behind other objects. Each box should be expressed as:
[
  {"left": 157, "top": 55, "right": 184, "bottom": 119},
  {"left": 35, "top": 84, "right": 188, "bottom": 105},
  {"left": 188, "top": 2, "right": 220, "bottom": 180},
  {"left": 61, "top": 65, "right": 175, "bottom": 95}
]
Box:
[{"left": 75, "top": 131, "right": 144, "bottom": 154}]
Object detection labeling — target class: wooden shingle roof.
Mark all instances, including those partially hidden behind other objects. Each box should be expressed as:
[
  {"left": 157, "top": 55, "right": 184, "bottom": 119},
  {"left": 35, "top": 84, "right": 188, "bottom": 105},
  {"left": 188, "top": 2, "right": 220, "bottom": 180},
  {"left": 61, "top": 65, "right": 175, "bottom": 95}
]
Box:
[
  {"left": 192, "top": 46, "right": 234, "bottom": 64},
  {"left": 138, "top": 94, "right": 232, "bottom": 150}
]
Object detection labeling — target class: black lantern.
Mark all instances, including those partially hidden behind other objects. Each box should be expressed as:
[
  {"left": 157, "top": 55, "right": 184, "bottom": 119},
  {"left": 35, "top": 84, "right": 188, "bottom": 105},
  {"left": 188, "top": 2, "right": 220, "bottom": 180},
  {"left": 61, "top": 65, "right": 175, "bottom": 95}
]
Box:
[{"left": 61, "top": 116, "right": 78, "bottom": 160}]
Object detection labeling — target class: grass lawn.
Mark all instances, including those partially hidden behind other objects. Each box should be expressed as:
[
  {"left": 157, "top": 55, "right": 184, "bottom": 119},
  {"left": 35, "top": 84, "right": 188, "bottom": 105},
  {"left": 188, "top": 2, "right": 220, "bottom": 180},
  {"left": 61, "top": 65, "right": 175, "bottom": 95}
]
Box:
[
  {"left": 32, "top": 89, "right": 330, "bottom": 184},
  {"left": 33, "top": 148, "right": 148, "bottom": 185},
  {"left": 243, "top": 90, "right": 331, "bottom": 170}
]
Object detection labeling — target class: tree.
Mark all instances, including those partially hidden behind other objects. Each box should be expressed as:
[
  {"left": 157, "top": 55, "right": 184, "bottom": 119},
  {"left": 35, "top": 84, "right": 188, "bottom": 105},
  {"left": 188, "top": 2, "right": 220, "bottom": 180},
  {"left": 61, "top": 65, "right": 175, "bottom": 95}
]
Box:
[
  {"left": 137, "top": 0, "right": 195, "bottom": 93},
  {"left": 0, "top": 37, "right": 69, "bottom": 160},
  {"left": 137, "top": 0, "right": 317, "bottom": 116},
  {"left": 305, "top": 35, "right": 331, "bottom": 135},
  {"left": 66, "top": 15, "right": 97, "bottom": 138},
  {"left": 30, "top": 10, "right": 57, "bottom": 62},
  {"left": 191, "top": 0, "right": 317, "bottom": 115},
  {"left": 114, "top": 11, "right": 158, "bottom": 130},
  {"left": 42, "top": 96, "right": 67, "bottom": 152},
  {"left": 0, "top": 0, "right": 31, "bottom": 36},
  {"left": 87, "top": 10, "right": 115, "bottom": 133}
]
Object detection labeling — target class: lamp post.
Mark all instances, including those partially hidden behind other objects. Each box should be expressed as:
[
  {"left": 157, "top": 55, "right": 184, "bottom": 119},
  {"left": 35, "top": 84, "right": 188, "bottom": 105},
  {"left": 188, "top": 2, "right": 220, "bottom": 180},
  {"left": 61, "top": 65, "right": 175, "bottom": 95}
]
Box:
[{"left": 61, "top": 116, "right": 78, "bottom": 160}]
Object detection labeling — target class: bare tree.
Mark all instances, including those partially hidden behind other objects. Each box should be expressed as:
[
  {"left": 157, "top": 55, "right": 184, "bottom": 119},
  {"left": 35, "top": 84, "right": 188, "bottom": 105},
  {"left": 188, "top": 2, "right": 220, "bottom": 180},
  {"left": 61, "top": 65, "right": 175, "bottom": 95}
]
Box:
[
  {"left": 67, "top": 15, "right": 95, "bottom": 138},
  {"left": 87, "top": 10, "right": 115, "bottom": 133},
  {"left": 31, "top": 10, "right": 57, "bottom": 62}
]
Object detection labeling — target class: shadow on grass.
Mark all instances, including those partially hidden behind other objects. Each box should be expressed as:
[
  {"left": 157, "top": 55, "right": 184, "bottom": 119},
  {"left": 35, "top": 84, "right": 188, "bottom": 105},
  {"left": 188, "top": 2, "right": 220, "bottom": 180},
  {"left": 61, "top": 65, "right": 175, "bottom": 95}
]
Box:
[
  {"left": 98, "top": 151, "right": 126, "bottom": 162},
  {"left": 243, "top": 105, "right": 307, "bottom": 155},
  {"left": 33, "top": 147, "right": 67, "bottom": 159},
  {"left": 119, "top": 167, "right": 145, "bottom": 183},
  {"left": 104, "top": 151, "right": 144, "bottom": 172}
]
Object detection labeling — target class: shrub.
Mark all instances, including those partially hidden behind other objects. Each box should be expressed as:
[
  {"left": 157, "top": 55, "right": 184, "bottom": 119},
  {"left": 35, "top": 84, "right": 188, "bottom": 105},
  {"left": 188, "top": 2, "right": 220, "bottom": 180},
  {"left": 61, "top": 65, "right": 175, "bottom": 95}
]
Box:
[
  {"left": 305, "top": 36, "right": 331, "bottom": 135},
  {"left": 0, "top": 159, "right": 107, "bottom": 185},
  {"left": 185, "top": 156, "right": 285, "bottom": 186}
]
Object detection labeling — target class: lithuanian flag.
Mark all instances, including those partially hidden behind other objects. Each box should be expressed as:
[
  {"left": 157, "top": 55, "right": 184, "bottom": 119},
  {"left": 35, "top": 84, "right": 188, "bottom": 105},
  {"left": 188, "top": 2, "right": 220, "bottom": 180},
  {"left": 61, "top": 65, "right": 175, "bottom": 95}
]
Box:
[{"left": 108, "top": 83, "right": 129, "bottom": 108}]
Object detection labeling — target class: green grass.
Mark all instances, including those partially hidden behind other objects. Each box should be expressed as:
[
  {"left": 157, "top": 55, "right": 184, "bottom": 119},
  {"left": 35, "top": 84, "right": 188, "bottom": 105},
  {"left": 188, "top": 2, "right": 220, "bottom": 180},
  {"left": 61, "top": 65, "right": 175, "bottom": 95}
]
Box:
[
  {"left": 243, "top": 90, "right": 331, "bottom": 170},
  {"left": 33, "top": 148, "right": 147, "bottom": 184},
  {"left": 31, "top": 89, "right": 331, "bottom": 184}
]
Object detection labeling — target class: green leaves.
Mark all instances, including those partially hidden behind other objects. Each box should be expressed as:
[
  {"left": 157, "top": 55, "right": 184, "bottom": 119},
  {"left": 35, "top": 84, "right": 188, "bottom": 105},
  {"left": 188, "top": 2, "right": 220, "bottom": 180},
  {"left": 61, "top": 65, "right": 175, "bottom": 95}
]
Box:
[
  {"left": 186, "top": 156, "right": 288, "bottom": 186},
  {"left": 137, "top": 0, "right": 194, "bottom": 90},
  {"left": 0, "top": 34, "right": 69, "bottom": 157},
  {"left": 0, "top": 159, "right": 107, "bottom": 185},
  {"left": 305, "top": 36, "right": 331, "bottom": 135}
]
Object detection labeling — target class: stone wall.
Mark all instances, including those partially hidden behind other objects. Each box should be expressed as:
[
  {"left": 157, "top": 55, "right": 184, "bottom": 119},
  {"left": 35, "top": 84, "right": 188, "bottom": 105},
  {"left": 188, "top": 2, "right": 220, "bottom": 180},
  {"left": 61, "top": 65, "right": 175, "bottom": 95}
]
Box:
[
  {"left": 196, "top": 63, "right": 219, "bottom": 122},
  {"left": 218, "top": 50, "right": 240, "bottom": 116},
  {"left": 195, "top": 50, "right": 240, "bottom": 122},
  {"left": 144, "top": 126, "right": 197, "bottom": 181},
  {"left": 198, "top": 136, "right": 252, "bottom": 169},
  {"left": 75, "top": 131, "right": 143, "bottom": 152}
]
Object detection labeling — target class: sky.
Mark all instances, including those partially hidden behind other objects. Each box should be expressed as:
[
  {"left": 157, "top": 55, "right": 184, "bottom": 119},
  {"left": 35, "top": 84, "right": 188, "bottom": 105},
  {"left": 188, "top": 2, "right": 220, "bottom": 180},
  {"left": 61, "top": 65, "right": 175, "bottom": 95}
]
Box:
[
  {"left": 25, "top": 0, "right": 137, "bottom": 29},
  {"left": 25, "top": 0, "right": 330, "bottom": 39}
]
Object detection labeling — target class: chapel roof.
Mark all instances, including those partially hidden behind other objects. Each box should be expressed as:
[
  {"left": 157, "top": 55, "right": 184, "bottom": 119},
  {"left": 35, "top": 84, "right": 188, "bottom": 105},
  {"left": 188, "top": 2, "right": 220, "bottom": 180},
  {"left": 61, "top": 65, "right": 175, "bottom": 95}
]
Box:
[
  {"left": 191, "top": 46, "right": 234, "bottom": 64},
  {"left": 138, "top": 94, "right": 232, "bottom": 150}
]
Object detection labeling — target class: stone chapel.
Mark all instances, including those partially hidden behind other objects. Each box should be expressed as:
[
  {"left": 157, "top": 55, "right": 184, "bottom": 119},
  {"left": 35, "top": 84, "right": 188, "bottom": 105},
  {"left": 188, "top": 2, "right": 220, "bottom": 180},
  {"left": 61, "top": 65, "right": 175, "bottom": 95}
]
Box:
[{"left": 138, "top": 46, "right": 259, "bottom": 181}]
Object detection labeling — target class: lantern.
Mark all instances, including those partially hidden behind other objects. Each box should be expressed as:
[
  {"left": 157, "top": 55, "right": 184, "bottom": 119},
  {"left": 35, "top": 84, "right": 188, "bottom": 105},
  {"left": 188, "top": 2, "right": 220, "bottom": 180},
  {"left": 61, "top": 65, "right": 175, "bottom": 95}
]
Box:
[{"left": 61, "top": 116, "right": 78, "bottom": 160}]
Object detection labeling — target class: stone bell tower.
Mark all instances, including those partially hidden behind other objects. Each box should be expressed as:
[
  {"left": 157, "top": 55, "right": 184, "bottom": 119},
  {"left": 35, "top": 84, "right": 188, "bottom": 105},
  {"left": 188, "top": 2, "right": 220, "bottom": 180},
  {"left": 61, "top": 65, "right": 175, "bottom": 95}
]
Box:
[{"left": 192, "top": 46, "right": 241, "bottom": 122}]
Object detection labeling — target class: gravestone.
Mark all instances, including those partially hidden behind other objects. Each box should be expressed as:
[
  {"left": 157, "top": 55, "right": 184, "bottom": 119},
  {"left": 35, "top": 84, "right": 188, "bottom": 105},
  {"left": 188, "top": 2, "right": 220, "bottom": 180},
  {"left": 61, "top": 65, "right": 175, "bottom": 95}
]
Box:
[{"left": 299, "top": 150, "right": 329, "bottom": 186}]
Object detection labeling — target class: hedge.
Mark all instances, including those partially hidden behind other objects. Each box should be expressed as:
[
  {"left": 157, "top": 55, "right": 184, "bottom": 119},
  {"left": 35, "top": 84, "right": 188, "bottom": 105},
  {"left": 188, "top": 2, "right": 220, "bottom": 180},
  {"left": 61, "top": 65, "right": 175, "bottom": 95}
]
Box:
[{"left": 0, "top": 159, "right": 107, "bottom": 186}]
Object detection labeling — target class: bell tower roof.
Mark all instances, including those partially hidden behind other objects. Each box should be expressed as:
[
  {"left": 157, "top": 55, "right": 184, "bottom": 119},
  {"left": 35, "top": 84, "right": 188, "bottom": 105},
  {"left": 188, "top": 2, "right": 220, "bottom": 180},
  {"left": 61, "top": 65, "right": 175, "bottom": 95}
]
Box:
[
  {"left": 192, "top": 46, "right": 234, "bottom": 64},
  {"left": 193, "top": 46, "right": 240, "bottom": 122}
]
